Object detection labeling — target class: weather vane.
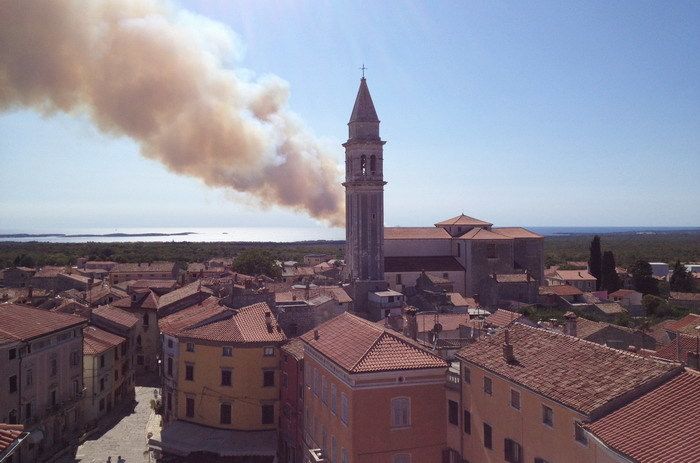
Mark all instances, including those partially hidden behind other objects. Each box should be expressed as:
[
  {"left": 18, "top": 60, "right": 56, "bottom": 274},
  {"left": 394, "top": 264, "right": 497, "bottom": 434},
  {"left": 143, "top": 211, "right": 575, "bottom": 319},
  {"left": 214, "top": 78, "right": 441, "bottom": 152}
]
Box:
[{"left": 359, "top": 63, "right": 367, "bottom": 78}]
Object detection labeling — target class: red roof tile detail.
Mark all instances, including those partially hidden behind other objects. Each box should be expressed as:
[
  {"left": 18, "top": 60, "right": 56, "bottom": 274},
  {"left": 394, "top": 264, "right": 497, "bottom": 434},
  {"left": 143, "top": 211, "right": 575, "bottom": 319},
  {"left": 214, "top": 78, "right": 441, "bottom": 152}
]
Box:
[
  {"left": 434, "top": 214, "right": 492, "bottom": 227},
  {"left": 415, "top": 313, "right": 470, "bottom": 333},
  {"left": 553, "top": 270, "right": 596, "bottom": 281},
  {"left": 91, "top": 305, "right": 139, "bottom": 329},
  {"left": 384, "top": 227, "right": 452, "bottom": 240},
  {"left": 384, "top": 256, "right": 464, "bottom": 272},
  {"left": 485, "top": 309, "right": 524, "bottom": 328},
  {"left": 457, "top": 324, "right": 681, "bottom": 415},
  {"left": 301, "top": 313, "right": 447, "bottom": 373},
  {"left": 491, "top": 227, "right": 543, "bottom": 239},
  {"left": 666, "top": 313, "right": 700, "bottom": 335},
  {"left": 0, "top": 423, "right": 24, "bottom": 453},
  {"left": 158, "top": 297, "right": 227, "bottom": 336},
  {"left": 0, "top": 304, "right": 86, "bottom": 341},
  {"left": 539, "top": 285, "right": 583, "bottom": 297},
  {"left": 179, "top": 302, "right": 286, "bottom": 344},
  {"left": 459, "top": 227, "right": 512, "bottom": 240},
  {"left": 655, "top": 334, "right": 700, "bottom": 363},
  {"left": 83, "top": 326, "right": 125, "bottom": 355},
  {"left": 111, "top": 290, "right": 159, "bottom": 311},
  {"left": 111, "top": 262, "right": 176, "bottom": 273},
  {"left": 157, "top": 280, "right": 212, "bottom": 310},
  {"left": 587, "top": 371, "right": 700, "bottom": 463}
]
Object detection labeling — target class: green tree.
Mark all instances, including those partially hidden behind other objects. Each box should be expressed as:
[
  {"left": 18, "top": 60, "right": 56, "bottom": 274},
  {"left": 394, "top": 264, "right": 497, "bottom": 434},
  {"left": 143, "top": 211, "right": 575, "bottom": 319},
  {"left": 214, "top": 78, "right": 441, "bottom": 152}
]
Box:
[
  {"left": 588, "top": 236, "right": 602, "bottom": 290},
  {"left": 642, "top": 294, "right": 671, "bottom": 318},
  {"left": 12, "top": 253, "right": 35, "bottom": 268},
  {"left": 669, "top": 260, "right": 694, "bottom": 292},
  {"left": 600, "top": 251, "right": 621, "bottom": 293},
  {"left": 630, "top": 260, "right": 659, "bottom": 295},
  {"left": 232, "top": 249, "right": 281, "bottom": 278}
]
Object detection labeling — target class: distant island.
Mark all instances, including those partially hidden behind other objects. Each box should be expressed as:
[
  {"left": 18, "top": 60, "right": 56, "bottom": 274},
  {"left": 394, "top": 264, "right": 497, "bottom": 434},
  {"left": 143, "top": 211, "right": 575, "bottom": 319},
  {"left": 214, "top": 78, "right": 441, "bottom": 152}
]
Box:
[{"left": 0, "top": 232, "right": 196, "bottom": 239}]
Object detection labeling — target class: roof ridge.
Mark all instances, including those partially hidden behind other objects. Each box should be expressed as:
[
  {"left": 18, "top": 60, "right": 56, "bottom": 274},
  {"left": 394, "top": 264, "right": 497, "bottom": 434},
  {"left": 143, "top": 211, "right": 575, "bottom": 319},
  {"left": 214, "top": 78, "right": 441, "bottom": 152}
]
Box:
[{"left": 351, "top": 330, "right": 389, "bottom": 371}]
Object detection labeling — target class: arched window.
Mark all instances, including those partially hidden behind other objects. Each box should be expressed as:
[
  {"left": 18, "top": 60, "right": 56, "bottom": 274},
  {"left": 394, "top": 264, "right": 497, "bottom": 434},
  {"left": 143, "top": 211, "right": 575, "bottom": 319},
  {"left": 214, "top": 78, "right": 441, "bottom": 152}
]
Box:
[
  {"left": 360, "top": 155, "right": 367, "bottom": 175},
  {"left": 370, "top": 155, "right": 376, "bottom": 173}
]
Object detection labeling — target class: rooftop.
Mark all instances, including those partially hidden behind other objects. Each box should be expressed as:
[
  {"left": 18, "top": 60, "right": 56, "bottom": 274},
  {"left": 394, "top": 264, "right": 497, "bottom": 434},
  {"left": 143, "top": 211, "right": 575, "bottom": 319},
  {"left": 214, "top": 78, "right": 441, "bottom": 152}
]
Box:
[
  {"left": 83, "top": 325, "right": 125, "bottom": 355},
  {"left": 553, "top": 270, "right": 597, "bottom": 281},
  {"left": 485, "top": 309, "right": 525, "bottom": 328},
  {"left": 655, "top": 334, "right": 700, "bottom": 363},
  {"left": 157, "top": 280, "right": 213, "bottom": 311},
  {"left": 158, "top": 296, "right": 227, "bottom": 336},
  {"left": 586, "top": 371, "right": 700, "bottom": 463},
  {"left": 301, "top": 312, "right": 447, "bottom": 374},
  {"left": 458, "top": 227, "right": 512, "bottom": 241},
  {"left": 594, "top": 302, "right": 628, "bottom": 315},
  {"left": 457, "top": 323, "right": 682, "bottom": 416},
  {"left": 0, "top": 423, "right": 25, "bottom": 455},
  {"left": 349, "top": 77, "right": 379, "bottom": 123},
  {"left": 539, "top": 284, "right": 583, "bottom": 297},
  {"left": 666, "top": 313, "right": 700, "bottom": 335},
  {"left": 491, "top": 227, "right": 543, "bottom": 239},
  {"left": 0, "top": 304, "right": 86, "bottom": 341},
  {"left": 384, "top": 227, "right": 451, "bottom": 240},
  {"left": 91, "top": 305, "right": 139, "bottom": 329},
  {"left": 281, "top": 338, "right": 305, "bottom": 361},
  {"left": 434, "top": 214, "right": 492, "bottom": 227},
  {"left": 111, "top": 262, "right": 176, "bottom": 274}
]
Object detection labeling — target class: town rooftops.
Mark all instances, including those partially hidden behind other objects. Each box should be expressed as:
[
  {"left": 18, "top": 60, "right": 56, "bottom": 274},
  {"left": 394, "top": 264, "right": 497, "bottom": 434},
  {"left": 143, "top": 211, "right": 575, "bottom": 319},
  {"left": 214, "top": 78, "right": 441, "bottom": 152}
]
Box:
[
  {"left": 83, "top": 325, "right": 125, "bottom": 355},
  {"left": 281, "top": 338, "right": 305, "bottom": 361},
  {"left": 490, "top": 227, "right": 543, "bottom": 239},
  {"left": 384, "top": 227, "right": 451, "bottom": 240},
  {"left": 666, "top": 313, "right": 700, "bottom": 335},
  {"left": 385, "top": 256, "right": 465, "bottom": 273},
  {"left": 415, "top": 313, "right": 470, "bottom": 333},
  {"left": 586, "top": 370, "right": 700, "bottom": 463},
  {"left": 484, "top": 309, "right": 525, "bottom": 328},
  {"left": 111, "top": 262, "right": 176, "bottom": 274},
  {"left": 539, "top": 285, "right": 583, "bottom": 297},
  {"left": 91, "top": 305, "right": 139, "bottom": 329},
  {"left": 434, "top": 214, "right": 492, "bottom": 227},
  {"left": 177, "top": 302, "right": 286, "bottom": 344},
  {"left": 126, "top": 279, "right": 179, "bottom": 291},
  {"left": 301, "top": 312, "right": 448, "bottom": 374},
  {"left": 553, "top": 270, "right": 597, "bottom": 281},
  {"left": 593, "top": 302, "right": 628, "bottom": 315},
  {"left": 112, "top": 290, "right": 159, "bottom": 311},
  {"left": 655, "top": 334, "right": 700, "bottom": 363},
  {"left": 156, "top": 280, "right": 213, "bottom": 311},
  {"left": 0, "top": 304, "right": 86, "bottom": 341},
  {"left": 458, "top": 227, "right": 512, "bottom": 241},
  {"left": 456, "top": 323, "right": 682, "bottom": 416},
  {"left": 158, "top": 296, "right": 227, "bottom": 336}
]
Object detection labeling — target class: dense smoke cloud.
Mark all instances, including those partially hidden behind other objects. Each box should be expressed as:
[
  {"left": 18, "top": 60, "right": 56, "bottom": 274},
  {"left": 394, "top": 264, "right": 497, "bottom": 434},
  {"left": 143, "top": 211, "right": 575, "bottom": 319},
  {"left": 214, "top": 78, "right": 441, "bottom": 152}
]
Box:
[{"left": 0, "top": 0, "right": 345, "bottom": 226}]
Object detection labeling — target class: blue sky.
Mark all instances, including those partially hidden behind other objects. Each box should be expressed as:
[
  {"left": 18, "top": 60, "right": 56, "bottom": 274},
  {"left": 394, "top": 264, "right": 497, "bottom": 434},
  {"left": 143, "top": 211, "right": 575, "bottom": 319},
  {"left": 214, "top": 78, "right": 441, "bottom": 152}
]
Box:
[{"left": 1, "top": 0, "right": 699, "bottom": 231}]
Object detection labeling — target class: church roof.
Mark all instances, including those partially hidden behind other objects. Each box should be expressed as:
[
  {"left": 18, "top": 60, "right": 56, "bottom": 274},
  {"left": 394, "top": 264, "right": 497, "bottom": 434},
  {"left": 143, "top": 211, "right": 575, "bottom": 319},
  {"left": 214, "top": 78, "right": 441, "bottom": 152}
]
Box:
[
  {"left": 458, "top": 227, "right": 512, "bottom": 241},
  {"left": 349, "top": 78, "right": 379, "bottom": 123},
  {"left": 434, "top": 214, "right": 492, "bottom": 227}
]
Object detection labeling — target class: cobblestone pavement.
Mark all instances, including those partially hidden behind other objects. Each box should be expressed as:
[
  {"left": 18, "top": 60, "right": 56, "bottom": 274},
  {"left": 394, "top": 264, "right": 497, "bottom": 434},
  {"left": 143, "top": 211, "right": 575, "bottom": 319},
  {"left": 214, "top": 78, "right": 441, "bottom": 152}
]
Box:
[{"left": 61, "top": 385, "right": 159, "bottom": 463}]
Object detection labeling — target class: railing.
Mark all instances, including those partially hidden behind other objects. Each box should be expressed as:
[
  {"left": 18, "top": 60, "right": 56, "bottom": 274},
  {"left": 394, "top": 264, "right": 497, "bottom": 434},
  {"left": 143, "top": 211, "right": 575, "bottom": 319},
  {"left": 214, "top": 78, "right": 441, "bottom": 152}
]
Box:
[{"left": 446, "top": 370, "right": 461, "bottom": 390}]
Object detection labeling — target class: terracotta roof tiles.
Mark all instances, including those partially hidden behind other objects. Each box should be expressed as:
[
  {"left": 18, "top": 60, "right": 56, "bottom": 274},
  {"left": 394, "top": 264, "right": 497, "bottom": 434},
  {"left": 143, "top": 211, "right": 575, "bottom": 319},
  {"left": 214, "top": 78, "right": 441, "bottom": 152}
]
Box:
[
  {"left": 666, "top": 313, "right": 700, "bottom": 335},
  {"left": 83, "top": 325, "right": 125, "bottom": 355},
  {"left": 459, "top": 227, "right": 512, "bottom": 241},
  {"left": 91, "top": 305, "right": 139, "bottom": 329},
  {"left": 457, "top": 324, "right": 682, "bottom": 416},
  {"left": 0, "top": 423, "right": 24, "bottom": 454},
  {"left": 434, "top": 214, "right": 492, "bottom": 227},
  {"left": 586, "top": 371, "right": 700, "bottom": 463},
  {"left": 491, "top": 227, "right": 543, "bottom": 239},
  {"left": 655, "top": 334, "right": 700, "bottom": 363},
  {"left": 384, "top": 227, "right": 452, "bottom": 240},
  {"left": 539, "top": 285, "right": 583, "bottom": 297},
  {"left": 301, "top": 313, "right": 447, "bottom": 374},
  {"left": 0, "top": 304, "right": 86, "bottom": 341},
  {"left": 158, "top": 297, "right": 227, "bottom": 336},
  {"left": 157, "top": 280, "right": 212, "bottom": 310},
  {"left": 485, "top": 309, "right": 524, "bottom": 328}
]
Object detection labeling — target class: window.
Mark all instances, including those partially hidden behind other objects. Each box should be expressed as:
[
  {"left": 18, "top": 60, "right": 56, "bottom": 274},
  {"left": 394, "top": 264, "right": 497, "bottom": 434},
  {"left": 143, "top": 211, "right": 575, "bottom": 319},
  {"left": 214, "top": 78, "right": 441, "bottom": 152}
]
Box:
[
  {"left": 186, "top": 397, "right": 195, "bottom": 417},
  {"left": 142, "top": 312, "right": 149, "bottom": 326},
  {"left": 322, "top": 376, "right": 328, "bottom": 404},
  {"left": 114, "top": 370, "right": 118, "bottom": 381},
  {"left": 448, "top": 400, "right": 458, "bottom": 426},
  {"left": 9, "top": 375, "right": 17, "bottom": 393},
  {"left": 137, "top": 335, "right": 142, "bottom": 346},
  {"left": 264, "top": 346, "right": 275, "bottom": 357},
  {"left": 575, "top": 422, "right": 588, "bottom": 445},
  {"left": 223, "top": 346, "right": 233, "bottom": 357},
  {"left": 463, "top": 367, "right": 471, "bottom": 384},
  {"left": 100, "top": 378, "right": 105, "bottom": 391},
  {"left": 510, "top": 389, "right": 520, "bottom": 410},
  {"left": 137, "top": 355, "right": 144, "bottom": 365},
  {"left": 166, "top": 392, "right": 171, "bottom": 411},
  {"left": 341, "top": 393, "right": 349, "bottom": 424},
  {"left": 220, "top": 403, "right": 231, "bottom": 424},
  {"left": 221, "top": 369, "right": 232, "bottom": 386},
  {"left": 8, "top": 348, "right": 16, "bottom": 360},
  {"left": 396, "top": 274, "right": 402, "bottom": 285},
  {"left": 341, "top": 448, "right": 349, "bottom": 463},
  {"left": 167, "top": 357, "right": 173, "bottom": 377},
  {"left": 50, "top": 389, "right": 57, "bottom": 406},
  {"left": 70, "top": 350, "right": 80, "bottom": 366},
  {"left": 263, "top": 370, "right": 275, "bottom": 387},
  {"left": 331, "top": 383, "right": 337, "bottom": 414},
  {"left": 185, "top": 364, "right": 194, "bottom": 381},
  {"left": 391, "top": 397, "right": 410, "bottom": 428},
  {"left": 442, "top": 272, "right": 449, "bottom": 279},
  {"left": 282, "top": 372, "right": 288, "bottom": 388},
  {"left": 331, "top": 435, "right": 338, "bottom": 463},
  {"left": 50, "top": 357, "right": 58, "bottom": 377},
  {"left": 261, "top": 404, "right": 274, "bottom": 424},
  {"left": 487, "top": 243, "right": 497, "bottom": 259},
  {"left": 393, "top": 454, "right": 410, "bottom": 463},
  {"left": 25, "top": 402, "right": 32, "bottom": 421},
  {"left": 542, "top": 405, "right": 553, "bottom": 426},
  {"left": 483, "top": 423, "right": 493, "bottom": 449},
  {"left": 99, "top": 398, "right": 105, "bottom": 411},
  {"left": 100, "top": 354, "right": 105, "bottom": 368},
  {"left": 121, "top": 343, "right": 127, "bottom": 356},
  {"left": 463, "top": 410, "right": 471, "bottom": 434},
  {"left": 167, "top": 339, "right": 173, "bottom": 348},
  {"left": 504, "top": 438, "right": 523, "bottom": 463},
  {"left": 483, "top": 376, "right": 492, "bottom": 395},
  {"left": 186, "top": 342, "right": 194, "bottom": 352},
  {"left": 313, "top": 368, "right": 320, "bottom": 396},
  {"left": 25, "top": 369, "right": 32, "bottom": 386}
]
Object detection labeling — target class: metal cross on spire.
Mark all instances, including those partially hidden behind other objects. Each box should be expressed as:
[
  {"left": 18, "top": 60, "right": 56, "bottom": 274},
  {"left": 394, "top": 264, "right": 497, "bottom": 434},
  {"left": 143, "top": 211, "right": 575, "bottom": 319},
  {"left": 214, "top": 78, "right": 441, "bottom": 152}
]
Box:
[{"left": 359, "top": 63, "right": 367, "bottom": 78}]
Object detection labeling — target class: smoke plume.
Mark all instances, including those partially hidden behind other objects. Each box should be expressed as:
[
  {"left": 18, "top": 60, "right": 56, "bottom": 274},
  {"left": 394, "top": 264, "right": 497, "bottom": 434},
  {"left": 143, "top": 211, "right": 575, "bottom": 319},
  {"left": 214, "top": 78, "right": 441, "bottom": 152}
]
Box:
[{"left": 0, "top": 0, "right": 345, "bottom": 226}]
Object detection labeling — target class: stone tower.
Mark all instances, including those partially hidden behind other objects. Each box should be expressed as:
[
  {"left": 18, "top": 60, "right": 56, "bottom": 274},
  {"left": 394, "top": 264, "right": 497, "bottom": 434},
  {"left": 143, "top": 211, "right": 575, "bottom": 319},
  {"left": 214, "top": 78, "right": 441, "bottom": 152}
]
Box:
[{"left": 343, "top": 77, "right": 389, "bottom": 309}]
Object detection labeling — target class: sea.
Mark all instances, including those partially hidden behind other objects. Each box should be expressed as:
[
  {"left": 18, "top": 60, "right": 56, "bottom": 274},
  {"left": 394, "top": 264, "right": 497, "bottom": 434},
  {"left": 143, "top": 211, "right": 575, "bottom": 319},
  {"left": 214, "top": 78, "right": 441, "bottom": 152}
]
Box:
[{"left": 0, "top": 226, "right": 699, "bottom": 243}]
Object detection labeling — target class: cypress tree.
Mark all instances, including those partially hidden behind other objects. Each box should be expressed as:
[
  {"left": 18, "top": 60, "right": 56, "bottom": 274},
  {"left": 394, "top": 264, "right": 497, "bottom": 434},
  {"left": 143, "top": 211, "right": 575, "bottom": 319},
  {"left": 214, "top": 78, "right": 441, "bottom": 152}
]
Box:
[
  {"left": 669, "top": 260, "right": 694, "bottom": 292},
  {"left": 600, "top": 251, "right": 621, "bottom": 293},
  {"left": 588, "top": 236, "right": 602, "bottom": 290},
  {"left": 630, "top": 260, "right": 659, "bottom": 295}
]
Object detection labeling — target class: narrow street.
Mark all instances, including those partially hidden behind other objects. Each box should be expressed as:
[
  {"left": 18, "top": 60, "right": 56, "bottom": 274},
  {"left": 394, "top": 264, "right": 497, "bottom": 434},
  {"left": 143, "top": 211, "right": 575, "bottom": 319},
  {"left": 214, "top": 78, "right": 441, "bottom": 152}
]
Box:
[{"left": 59, "top": 385, "right": 158, "bottom": 463}]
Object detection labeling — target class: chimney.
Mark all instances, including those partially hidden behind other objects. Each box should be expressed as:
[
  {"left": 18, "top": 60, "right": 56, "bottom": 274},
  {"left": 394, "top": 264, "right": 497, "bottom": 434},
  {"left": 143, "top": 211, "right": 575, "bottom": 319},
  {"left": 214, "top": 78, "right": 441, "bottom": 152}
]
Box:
[
  {"left": 313, "top": 329, "right": 320, "bottom": 340},
  {"left": 264, "top": 311, "right": 273, "bottom": 332},
  {"left": 305, "top": 283, "right": 310, "bottom": 301},
  {"left": 564, "top": 311, "right": 577, "bottom": 337},
  {"left": 503, "top": 329, "right": 515, "bottom": 364},
  {"left": 403, "top": 307, "right": 418, "bottom": 341}
]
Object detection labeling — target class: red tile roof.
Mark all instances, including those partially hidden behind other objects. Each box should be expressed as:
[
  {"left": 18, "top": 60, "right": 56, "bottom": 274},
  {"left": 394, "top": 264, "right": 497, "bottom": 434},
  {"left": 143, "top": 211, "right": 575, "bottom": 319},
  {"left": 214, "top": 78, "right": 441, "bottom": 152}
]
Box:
[
  {"left": 494, "top": 273, "right": 531, "bottom": 283},
  {"left": 539, "top": 285, "right": 583, "bottom": 297},
  {"left": 491, "top": 227, "right": 543, "bottom": 239},
  {"left": 281, "top": 338, "right": 305, "bottom": 361},
  {"left": 666, "top": 313, "right": 700, "bottom": 335},
  {"left": 670, "top": 292, "right": 700, "bottom": 302},
  {"left": 416, "top": 313, "right": 470, "bottom": 333},
  {"left": 126, "top": 279, "right": 179, "bottom": 290},
  {"left": 655, "top": 334, "right": 700, "bottom": 363},
  {"left": 301, "top": 313, "right": 447, "bottom": 373},
  {"left": 178, "top": 302, "right": 286, "bottom": 344},
  {"left": 594, "top": 302, "right": 628, "bottom": 315},
  {"left": 553, "top": 270, "right": 597, "bottom": 281},
  {"left": 0, "top": 304, "right": 86, "bottom": 341},
  {"left": 586, "top": 371, "right": 700, "bottom": 463},
  {"left": 158, "top": 297, "right": 227, "bottom": 336},
  {"left": 111, "top": 262, "right": 176, "bottom": 274},
  {"left": 91, "top": 305, "right": 139, "bottom": 329},
  {"left": 459, "top": 227, "right": 512, "bottom": 241},
  {"left": 485, "top": 309, "right": 524, "bottom": 328},
  {"left": 609, "top": 289, "right": 641, "bottom": 298},
  {"left": 384, "top": 227, "right": 451, "bottom": 240},
  {"left": 0, "top": 423, "right": 24, "bottom": 454},
  {"left": 111, "top": 290, "right": 159, "bottom": 311},
  {"left": 384, "top": 256, "right": 464, "bottom": 272},
  {"left": 457, "top": 324, "right": 682, "bottom": 416},
  {"left": 434, "top": 214, "right": 492, "bottom": 227},
  {"left": 83, "top": 325, "right": 125, "bottom": 355},
  {"left": 157, "top": 280, "right": 212, "bottom": 310}
]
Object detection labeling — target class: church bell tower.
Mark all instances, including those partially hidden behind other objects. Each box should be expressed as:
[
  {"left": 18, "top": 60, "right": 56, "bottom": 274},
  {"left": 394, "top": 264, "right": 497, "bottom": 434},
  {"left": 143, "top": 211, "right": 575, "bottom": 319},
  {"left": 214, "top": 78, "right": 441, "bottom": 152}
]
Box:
[{"left": 343, "top": 76, "right": 389, "bottom": 309}]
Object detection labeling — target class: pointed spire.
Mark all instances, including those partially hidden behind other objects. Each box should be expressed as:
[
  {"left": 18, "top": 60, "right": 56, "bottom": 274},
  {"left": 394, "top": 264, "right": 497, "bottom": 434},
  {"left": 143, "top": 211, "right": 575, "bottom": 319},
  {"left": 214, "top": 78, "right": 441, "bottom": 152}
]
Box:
[{"left": 349, "top": 78, "right": 379, "bottom": 123}]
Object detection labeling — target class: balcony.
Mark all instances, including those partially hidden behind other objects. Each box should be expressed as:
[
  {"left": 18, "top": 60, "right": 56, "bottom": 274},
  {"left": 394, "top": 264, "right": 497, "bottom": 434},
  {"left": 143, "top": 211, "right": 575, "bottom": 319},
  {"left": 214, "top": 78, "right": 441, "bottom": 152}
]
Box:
[{"left": 446, "top": 370, "right": 461, "bottom": 390}]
